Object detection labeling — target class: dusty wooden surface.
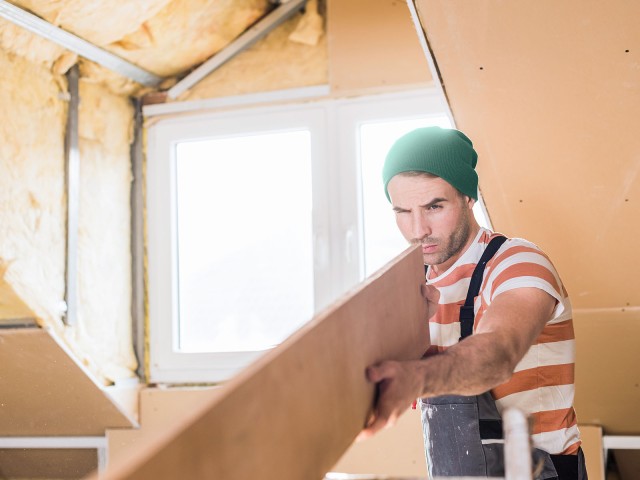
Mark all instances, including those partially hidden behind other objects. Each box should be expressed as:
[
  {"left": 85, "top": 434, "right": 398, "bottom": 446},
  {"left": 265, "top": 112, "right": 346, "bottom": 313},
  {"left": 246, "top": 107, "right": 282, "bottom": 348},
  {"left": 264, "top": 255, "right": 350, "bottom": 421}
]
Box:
[
  {"left": 0, "top": 327, "right": 134, "bottom": 436},
  {"left": 93, "top": 244, "right": 429, "bottom": 480}
]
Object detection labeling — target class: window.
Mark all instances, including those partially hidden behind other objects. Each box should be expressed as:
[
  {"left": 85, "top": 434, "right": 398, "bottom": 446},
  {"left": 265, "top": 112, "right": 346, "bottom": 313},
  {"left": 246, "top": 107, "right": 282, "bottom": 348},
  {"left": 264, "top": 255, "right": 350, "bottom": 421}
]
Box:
[
  {"left": 147, "top": 106, "right": 333, "bottom": 382},
  {"left": 146, "top": 88, "right": 491, "bottom": 383},
  {"left": 175, "top": 131, "right": 314, "bottom": 353}
]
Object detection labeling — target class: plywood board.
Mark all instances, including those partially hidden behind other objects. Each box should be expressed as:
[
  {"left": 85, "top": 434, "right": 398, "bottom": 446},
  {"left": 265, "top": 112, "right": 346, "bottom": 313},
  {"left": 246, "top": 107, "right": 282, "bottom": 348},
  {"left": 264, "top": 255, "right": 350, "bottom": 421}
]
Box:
[
  {"left": 0, "top": 327, "right": 135, "bottom": 436},
  {"left": 331, "top": 406, "right": 427, "bottom": 477},
  {"left": 93, "top": 245, "right": 429, "bottom": 480}
]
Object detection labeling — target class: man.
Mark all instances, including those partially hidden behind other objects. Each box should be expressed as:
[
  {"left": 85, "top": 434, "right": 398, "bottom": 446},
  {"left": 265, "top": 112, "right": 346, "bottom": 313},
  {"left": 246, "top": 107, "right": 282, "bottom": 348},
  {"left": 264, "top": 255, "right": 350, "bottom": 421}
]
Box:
[{"left": 359, "top": 127, "right": 587, "bottom": 479}]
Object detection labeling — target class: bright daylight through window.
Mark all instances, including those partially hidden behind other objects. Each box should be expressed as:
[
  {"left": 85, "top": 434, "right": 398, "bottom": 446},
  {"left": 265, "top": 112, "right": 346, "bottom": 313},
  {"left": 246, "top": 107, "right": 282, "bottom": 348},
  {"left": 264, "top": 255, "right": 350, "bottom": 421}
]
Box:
[{"left": 175, "top": 131, "right": 314, "bottom": 353}]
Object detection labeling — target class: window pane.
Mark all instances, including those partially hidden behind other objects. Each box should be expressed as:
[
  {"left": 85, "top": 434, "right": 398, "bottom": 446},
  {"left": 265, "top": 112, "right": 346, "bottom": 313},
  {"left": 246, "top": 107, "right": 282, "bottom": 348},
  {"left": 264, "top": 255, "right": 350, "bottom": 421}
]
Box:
[
  {"left": 359, "top": 116, "right": 452, "bottom": 277},
  {"left": 175, "top": 130, "right": 314, "bottom": 352}
]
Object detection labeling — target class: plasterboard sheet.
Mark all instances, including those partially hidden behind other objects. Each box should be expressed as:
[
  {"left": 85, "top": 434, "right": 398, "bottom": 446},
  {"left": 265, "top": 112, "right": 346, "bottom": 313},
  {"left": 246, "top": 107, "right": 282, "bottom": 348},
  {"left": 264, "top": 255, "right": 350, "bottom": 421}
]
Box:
[
  {"left": 328, "top": 0, "right": 432, "bottom": 95},
  {"left": 412, "top": 0, "right": 640, "bottom": 309},
  {"left": 0, "top": 327, "right": 135, "bottom": 436},
  {"left": 0, "top": 449, "right": 97, "bottom": 479},
  {"left": 92, "top": 245, "right": 429, "bottom": 480},
  {"left": 573, "top": 309, "right": 640, "bottom": 435}
]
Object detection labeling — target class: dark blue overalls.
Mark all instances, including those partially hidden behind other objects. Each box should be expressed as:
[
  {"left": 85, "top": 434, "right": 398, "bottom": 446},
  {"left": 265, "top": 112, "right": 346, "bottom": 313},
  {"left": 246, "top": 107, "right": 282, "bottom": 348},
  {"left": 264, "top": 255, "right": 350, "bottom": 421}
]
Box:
[{"left": 419, "top": 236, "right": 587, "bottom": 479}]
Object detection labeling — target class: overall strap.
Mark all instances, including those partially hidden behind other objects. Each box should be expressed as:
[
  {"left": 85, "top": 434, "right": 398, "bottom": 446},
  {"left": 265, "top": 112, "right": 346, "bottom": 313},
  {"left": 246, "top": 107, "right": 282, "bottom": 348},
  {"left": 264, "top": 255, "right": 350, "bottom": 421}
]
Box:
[{"left": 459, "top": 235, "right": 507, "bottom": 340}]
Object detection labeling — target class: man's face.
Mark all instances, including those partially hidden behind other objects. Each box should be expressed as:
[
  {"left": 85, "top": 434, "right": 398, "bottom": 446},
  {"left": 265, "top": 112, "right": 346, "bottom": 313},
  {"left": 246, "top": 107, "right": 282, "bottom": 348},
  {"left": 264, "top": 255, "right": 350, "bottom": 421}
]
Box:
[{"left": 387, "top": 174, "right": 476, "bottom": 271}]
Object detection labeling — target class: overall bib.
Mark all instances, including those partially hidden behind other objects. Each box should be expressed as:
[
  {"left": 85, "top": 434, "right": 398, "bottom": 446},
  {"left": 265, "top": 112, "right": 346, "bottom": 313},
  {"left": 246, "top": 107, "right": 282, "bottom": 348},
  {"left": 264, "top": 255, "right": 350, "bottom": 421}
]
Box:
[{"left": 419, "top": 236, "right": 587, "bottom": 479}]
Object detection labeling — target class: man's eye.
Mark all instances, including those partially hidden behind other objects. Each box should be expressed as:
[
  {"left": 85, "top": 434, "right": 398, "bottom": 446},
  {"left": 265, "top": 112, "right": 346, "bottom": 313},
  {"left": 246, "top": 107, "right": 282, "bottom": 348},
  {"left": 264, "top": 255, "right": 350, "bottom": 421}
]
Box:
[{"left": 428, "top": 204, "right": 442, "bottom": 210}]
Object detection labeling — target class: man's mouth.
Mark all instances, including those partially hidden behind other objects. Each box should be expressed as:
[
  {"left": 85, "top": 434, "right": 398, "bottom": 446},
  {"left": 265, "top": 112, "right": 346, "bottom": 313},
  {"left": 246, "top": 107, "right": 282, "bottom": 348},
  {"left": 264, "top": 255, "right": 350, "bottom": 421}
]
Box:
[{"left": 421, "top": 244, "right": 438, "bottom": 253}]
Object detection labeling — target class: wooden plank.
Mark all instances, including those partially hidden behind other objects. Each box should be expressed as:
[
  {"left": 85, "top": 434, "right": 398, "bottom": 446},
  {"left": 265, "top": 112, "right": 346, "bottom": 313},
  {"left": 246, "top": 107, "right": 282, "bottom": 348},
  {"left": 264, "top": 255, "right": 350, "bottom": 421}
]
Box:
[
  {"left": 0, "top": 328, "right": 135, "bottom": 436},
  {"left": 95, "top": 245, "right": 429, "bottom": 480},
  {"left": 331, "top": 407, "right": 427, "bottom": 477}
]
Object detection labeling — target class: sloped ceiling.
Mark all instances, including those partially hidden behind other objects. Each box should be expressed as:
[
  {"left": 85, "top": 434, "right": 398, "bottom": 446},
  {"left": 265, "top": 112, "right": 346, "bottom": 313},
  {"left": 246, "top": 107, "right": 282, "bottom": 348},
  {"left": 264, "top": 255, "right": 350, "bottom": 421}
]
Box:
[
  {"left": 0, "top": 0, "right": 278, "bottom": 94},
  {"left": 413, "top": 0, "right": 640, "bottom": 311},
  {"left": 412, "top": 0, "right": 640, "bottom": 475}
]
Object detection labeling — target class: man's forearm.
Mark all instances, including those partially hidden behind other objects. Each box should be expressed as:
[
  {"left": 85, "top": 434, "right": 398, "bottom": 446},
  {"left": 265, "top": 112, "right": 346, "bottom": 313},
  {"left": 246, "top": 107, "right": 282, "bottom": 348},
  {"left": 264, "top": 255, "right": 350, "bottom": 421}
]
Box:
[{"left": 417, "top": 331, "right": 516, "bottom": 397}]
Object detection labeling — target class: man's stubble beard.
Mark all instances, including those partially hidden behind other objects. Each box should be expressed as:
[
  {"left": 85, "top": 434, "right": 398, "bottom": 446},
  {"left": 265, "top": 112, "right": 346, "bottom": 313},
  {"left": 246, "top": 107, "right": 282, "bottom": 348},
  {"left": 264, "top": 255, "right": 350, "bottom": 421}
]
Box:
[{"left": 423, "top": 208, "right": 473, "bottom": 267}]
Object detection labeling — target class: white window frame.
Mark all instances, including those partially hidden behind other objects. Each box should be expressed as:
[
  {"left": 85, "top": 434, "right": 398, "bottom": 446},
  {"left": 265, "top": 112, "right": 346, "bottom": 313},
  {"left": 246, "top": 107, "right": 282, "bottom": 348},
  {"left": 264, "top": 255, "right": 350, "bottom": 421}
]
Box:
[
  {"left": 332, "top": 90, "right": 457, "bottom": 281},
  {"left": 146, "top": 104, "right": 334, "bottom": 382},
  {"left": 145, "top": 87, "right": 484, "bottom": 384}
]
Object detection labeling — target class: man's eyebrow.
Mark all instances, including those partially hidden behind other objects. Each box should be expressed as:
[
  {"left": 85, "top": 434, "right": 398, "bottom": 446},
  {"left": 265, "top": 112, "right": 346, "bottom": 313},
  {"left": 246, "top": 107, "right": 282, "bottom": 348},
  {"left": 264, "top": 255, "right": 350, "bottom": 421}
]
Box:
[
  {"left": 392, "top": 205, "right": 409, "bottom": 213},
  {"left": 392, "top": 197, "right": 448, "bottom": 213},
  {"left": 421, "top": 197, "right": 448, "bottom": 209}
]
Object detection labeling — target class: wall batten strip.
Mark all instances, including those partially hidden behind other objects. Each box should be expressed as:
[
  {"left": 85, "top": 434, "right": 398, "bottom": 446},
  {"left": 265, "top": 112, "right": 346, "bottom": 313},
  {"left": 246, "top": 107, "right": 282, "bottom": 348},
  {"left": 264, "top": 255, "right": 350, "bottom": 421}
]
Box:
[
  {"left": 64, "top": 65, "right": 80, "bottom": 327},
  {"left": 130, "top": 98, "right": 145, "bottom": 379},
  {"left": 144, "top": 85, "right": 329, "bottom": 117},
  {"left": 166, "top": 0, "right": 307, "bottom": 99}
]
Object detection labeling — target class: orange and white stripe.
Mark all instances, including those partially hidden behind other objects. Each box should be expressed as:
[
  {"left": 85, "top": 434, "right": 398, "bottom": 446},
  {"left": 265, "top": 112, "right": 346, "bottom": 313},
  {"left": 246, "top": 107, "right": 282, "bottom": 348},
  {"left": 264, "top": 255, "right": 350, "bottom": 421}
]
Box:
[{"left": 426, "top": 228, "right": 581, "bottom": 455}]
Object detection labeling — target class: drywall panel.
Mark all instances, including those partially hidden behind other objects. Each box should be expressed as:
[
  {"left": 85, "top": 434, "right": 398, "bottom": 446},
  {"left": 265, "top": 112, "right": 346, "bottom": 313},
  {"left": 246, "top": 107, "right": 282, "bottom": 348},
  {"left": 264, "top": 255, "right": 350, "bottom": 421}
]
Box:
[
  {"left": 0, "top": 449, "right": 97, "bottom": 479},
  {"left": 330, "top": 406, "right": 427, "bottom": 477},
  {"left": 573, "top": 309, "right": 640, "bottom": 435},
  {"left": 413, "top": 0, "right": 640, "bottom": 309},
  {"left": 92, "top": 245, "right": 429, "bottom": 479},
  {"left": 612, "top": 450, "right": 640, "bottom": 480},
  {"left": 328, "top": 0, "right": 432, "bottom": 95},
  {"left": 107, "top": 387, "right": 222, "bottom": 465},
  {"left": 0, "top": 270, "right": 36, "bottom": 320},
  {"left": 0, "top": 328, "right": 134, "bottom": 436}
]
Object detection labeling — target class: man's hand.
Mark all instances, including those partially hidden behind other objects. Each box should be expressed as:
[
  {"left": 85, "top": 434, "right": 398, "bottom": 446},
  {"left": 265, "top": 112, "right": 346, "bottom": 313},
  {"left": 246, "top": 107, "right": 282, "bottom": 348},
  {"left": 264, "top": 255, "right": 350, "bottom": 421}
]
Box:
[
  {"left": 421, "top": 283, "right": 440, "bottom": 321},
  {"left": 357, "top": 360, "right": 425, "bottom": 441},
  {"left": 357, "top": 281, "right": 437, "bottom": 441}
]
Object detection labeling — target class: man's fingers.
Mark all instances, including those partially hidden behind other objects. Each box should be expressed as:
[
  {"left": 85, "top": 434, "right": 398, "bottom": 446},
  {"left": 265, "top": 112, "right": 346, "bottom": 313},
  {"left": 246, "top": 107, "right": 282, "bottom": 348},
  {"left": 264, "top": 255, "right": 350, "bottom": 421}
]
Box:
[
  {"left": 365, "top": 361, "right": 397, "bottom": 383},
  {"left": 365, "top": 365, "right": 381, "bottom": 382},
  {"left": 357, "top": 409, "right": 398, "bottom": 442},
  {"left": 421, "top": 283, "right": 440, "bottom": 303}
]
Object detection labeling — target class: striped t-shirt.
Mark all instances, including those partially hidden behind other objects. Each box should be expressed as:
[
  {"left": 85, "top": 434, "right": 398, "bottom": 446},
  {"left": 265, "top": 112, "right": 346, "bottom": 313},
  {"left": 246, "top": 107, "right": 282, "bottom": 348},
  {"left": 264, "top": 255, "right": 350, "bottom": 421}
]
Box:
[{"left": 425, "top": 228, "right": 581, "bottom": 455}]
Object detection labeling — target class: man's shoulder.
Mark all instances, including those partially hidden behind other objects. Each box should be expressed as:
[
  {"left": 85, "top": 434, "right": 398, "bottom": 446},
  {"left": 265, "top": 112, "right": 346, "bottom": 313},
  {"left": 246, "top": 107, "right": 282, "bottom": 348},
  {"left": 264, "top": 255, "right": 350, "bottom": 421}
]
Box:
[
  {"left": 484, "top": 233, "right": 563, "bottom": 294},
  {"left": 482, "top": 231, "right": 559, "bottom": 279},
  {"left": 485, "top": 231, "right": 548, "bottom": 259}
]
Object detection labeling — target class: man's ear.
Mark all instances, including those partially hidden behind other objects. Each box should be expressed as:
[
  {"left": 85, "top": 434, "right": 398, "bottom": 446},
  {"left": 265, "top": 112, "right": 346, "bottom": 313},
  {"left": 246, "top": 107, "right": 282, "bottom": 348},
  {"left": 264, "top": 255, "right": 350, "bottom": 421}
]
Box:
[{"left": 465, "top": 195, "right": 476, "bottom": 209}]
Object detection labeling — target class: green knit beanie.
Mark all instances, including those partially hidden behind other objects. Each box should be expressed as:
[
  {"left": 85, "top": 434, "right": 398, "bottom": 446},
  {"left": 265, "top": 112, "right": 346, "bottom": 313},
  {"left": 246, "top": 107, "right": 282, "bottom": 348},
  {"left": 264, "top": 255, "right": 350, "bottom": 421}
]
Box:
[{"left": 382, "top": 127, "right": 479, "bottom": 201}]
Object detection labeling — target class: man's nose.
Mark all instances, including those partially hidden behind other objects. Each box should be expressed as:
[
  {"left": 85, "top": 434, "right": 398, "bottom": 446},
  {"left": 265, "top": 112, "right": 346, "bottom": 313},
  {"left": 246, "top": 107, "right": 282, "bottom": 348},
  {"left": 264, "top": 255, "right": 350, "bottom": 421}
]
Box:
[{"left": 412, "top": 212, "right": 431, "bottom": 240}]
